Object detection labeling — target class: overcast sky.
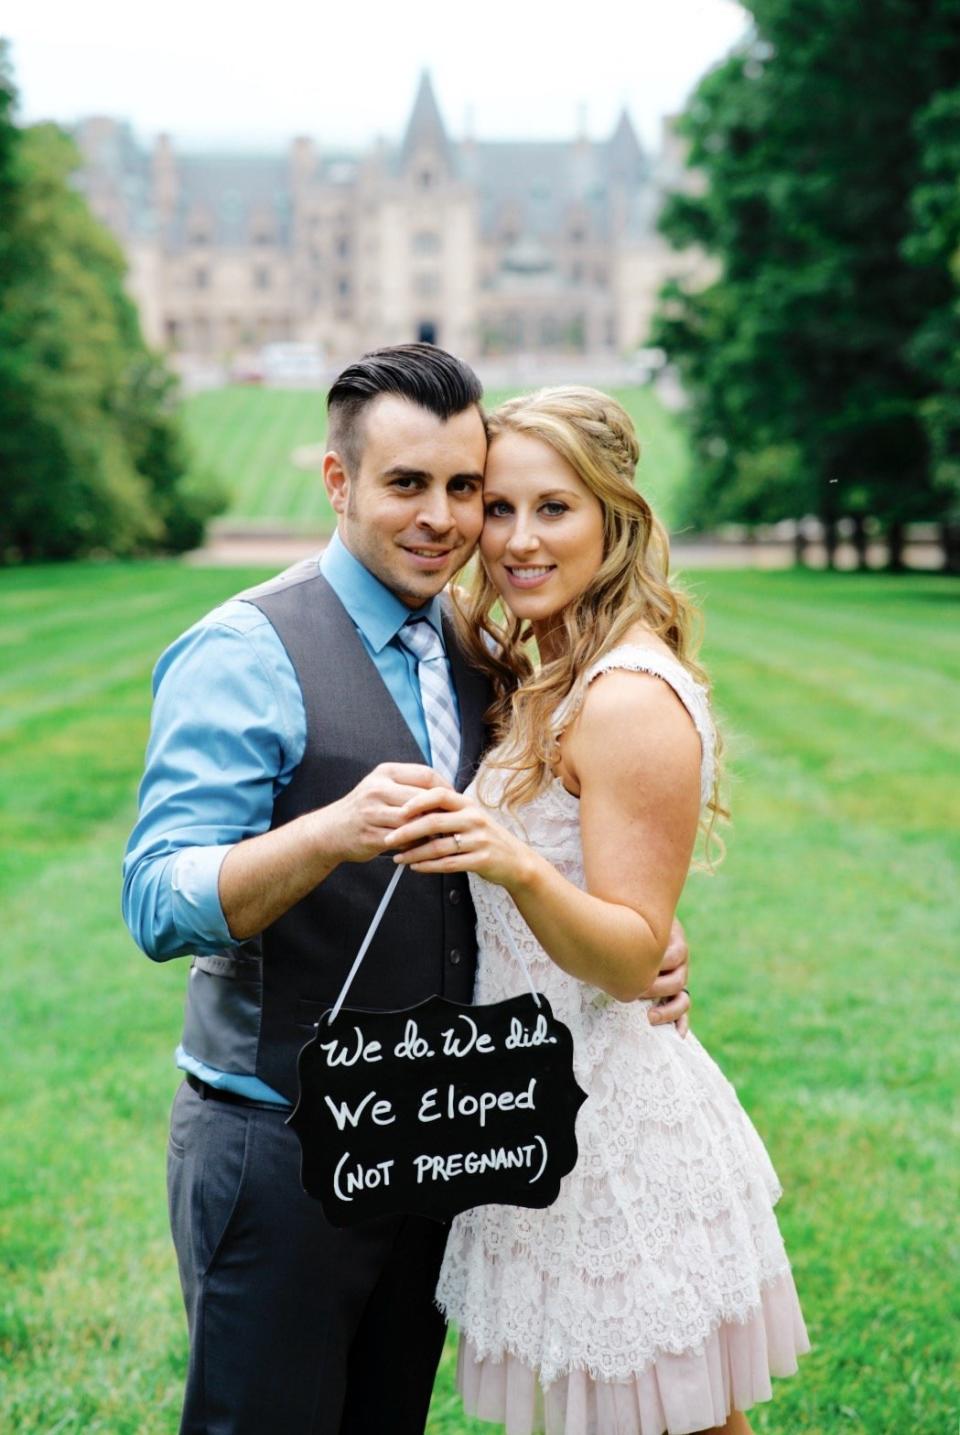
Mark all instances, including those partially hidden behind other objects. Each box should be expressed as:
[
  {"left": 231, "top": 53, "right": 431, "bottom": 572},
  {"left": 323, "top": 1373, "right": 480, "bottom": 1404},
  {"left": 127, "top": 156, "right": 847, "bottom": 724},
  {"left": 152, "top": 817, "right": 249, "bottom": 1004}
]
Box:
[{"left": 4, "top": 0, "right": 748, "bottom": 153}]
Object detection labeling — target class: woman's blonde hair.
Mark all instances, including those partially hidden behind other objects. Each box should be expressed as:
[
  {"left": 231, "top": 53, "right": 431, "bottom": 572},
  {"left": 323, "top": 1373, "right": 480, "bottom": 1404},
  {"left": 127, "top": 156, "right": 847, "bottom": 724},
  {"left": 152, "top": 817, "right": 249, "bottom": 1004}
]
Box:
[{"left": 452, "top": 385, "right": 727, "bottom": 860}]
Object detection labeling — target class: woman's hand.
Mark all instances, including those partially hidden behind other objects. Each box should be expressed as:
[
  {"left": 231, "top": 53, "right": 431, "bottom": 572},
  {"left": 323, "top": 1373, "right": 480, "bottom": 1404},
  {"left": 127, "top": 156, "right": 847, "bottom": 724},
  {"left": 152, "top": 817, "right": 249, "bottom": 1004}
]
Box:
[
  {"left": 643, "top": 917, "right": 691, "bottom": 1037},
  {"left": 386, "top": 787, "right": 536, "bottom": 893}
]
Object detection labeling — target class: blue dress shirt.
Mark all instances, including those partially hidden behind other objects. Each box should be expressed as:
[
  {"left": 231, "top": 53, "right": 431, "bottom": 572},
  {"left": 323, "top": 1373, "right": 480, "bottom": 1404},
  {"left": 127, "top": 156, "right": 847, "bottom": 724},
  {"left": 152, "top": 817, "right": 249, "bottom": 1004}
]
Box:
[{"left": 122, "top": 532, "right": 455, "bottom": 1104}]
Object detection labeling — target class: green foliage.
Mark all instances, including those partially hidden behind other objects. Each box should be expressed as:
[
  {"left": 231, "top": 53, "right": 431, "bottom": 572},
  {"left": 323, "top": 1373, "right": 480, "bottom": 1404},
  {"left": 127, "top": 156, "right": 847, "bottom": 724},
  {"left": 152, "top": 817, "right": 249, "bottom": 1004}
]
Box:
[
  {"left": 655, "top": 0, "right": 960, "bottom": 562},
  {"left": 0, "top": 49, "right": 225, "bottom": 563},
  {"left": 905, "top": 84, "right": 960, "bottom": 541},
  {"left": 1, "top": 560, "right": 957, "bottom": 1432}
]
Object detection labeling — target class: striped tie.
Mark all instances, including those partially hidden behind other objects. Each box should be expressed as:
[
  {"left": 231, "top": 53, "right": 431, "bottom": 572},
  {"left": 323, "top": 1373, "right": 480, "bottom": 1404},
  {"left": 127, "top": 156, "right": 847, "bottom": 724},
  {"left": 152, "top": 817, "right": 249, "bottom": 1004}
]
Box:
[{"left": 399, "top": 618, "right": 461, "bottom": 785}]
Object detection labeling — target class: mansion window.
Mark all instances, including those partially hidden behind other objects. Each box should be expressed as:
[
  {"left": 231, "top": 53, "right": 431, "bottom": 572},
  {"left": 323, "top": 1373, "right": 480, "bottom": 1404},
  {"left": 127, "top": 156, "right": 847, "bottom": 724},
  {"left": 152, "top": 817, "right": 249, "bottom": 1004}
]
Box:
[
  {"left": 337, "top": 277, "right": 351, "bottom": 297},
  {"left": 193, "top": 267, "right": 209, "bottom": 290},
  {"left": 254, "top": 266, "right": 271, "bottom": 290},
  {"left": 335, "top": 235, "right": 351, "bottom": 259},
  {"left": 413, "top": 231, "right": 441, "bottom": 255}
]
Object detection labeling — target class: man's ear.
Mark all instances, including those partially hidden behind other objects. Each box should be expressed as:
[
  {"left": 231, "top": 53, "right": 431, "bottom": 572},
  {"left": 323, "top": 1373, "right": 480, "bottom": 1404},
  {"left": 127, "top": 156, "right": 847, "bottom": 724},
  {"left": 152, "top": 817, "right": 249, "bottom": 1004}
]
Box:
[{"left": 323, "top": 451, "right": 350, "bottom": 515}]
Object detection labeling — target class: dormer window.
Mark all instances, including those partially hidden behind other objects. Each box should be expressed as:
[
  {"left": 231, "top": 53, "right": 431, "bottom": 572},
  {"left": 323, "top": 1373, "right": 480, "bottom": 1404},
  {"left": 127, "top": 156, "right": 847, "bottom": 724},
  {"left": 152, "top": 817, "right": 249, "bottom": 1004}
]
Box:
[{"left": 419, "top": 168, "right": 434, "bottom": 189}]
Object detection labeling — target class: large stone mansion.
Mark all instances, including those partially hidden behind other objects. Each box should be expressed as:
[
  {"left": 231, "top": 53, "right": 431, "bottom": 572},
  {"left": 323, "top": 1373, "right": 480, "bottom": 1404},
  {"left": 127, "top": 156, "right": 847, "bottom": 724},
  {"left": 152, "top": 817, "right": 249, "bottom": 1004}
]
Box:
[{"left": 73, "top": 73, "right": 697, "bottom": 363}]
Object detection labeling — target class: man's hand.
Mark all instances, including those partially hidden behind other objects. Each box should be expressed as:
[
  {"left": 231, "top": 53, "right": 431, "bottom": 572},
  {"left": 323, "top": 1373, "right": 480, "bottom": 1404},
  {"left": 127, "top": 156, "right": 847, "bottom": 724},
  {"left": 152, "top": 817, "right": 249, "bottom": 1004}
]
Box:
[
  {"left": 219, "top": 763, "right": 450, "bottom": 941},
  {"left": 327, "top": 763, "right": 452, "bottom": 864},
  {"left": 641, "top": 916, "right": 690, "bottom": 1037}
]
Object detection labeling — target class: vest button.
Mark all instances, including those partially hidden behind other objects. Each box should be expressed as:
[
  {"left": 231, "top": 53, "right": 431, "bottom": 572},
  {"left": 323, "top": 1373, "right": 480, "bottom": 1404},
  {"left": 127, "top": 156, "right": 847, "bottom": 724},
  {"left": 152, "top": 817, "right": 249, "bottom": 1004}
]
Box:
[
  {"left": 449, "top": 948, "right": 462, "bottom": 965},
  {"left": 448, "top": 888, "right": 461, "bottom": 905}
]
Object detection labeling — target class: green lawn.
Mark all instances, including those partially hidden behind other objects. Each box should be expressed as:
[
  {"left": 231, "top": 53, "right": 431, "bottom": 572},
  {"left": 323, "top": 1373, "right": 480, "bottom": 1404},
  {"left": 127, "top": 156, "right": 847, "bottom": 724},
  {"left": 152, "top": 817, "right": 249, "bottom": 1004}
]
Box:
[
  {"left": 2, "top": 563, "right": 957, "bottom": 1433},
  {"left": 181, "top": 385, "right": 691, "bottom": 531}
]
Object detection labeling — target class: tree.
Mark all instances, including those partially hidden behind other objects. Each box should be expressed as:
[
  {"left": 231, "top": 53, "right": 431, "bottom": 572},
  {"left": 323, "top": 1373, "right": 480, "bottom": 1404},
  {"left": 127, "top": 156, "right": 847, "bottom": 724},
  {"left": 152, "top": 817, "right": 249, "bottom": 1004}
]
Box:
[
  {"left": 0, "top": 46, "right": 225, "bottom": 562},
  {"left": 655, "top": 0, "right": 960, "bottom": 568},
  {"left": 904, "top": 84, "right": 960, "bottom": 572}
]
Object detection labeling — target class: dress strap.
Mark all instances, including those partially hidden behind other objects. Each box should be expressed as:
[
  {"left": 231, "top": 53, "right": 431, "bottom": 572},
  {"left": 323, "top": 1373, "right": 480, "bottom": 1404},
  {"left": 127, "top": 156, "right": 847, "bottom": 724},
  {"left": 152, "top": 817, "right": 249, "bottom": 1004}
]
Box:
[{"left": 568, "top": 644, "right": 716, "bottom": 807}]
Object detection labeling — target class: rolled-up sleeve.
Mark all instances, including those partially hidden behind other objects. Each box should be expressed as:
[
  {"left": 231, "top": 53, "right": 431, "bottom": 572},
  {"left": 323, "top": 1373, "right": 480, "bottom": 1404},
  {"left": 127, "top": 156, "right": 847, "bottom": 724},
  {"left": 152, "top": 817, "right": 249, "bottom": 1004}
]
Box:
[{"left": 122, "top": 601, "right": 305, "bottom": 960}]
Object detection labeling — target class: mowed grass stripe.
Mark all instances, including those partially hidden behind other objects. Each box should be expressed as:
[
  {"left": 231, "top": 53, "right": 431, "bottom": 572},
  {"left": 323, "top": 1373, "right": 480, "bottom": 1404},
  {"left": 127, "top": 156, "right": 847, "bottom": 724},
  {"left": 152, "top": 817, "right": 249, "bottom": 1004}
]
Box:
[
  {"left": 707, "top": 651, "right": 957, "bottom": 832},
  {"left": 0, "top": 598, "right": 205, "bottom": 701},
  {"left": 0, "top": 586, "right": 192, "bottom": 656},
  {"left": 261, "top": 390, "right": 328, "bottom": 519},
  {"left": 183, "top": 387, "right": 330, "bottom": 526},
  {"left": 0, "top": 564, "right": 270, "bottom": 899},
  {"left": 183, "top": 389, "right": 259, "bottom": 512},
  {"left": 708, "top": 632, "right": 958, "bottom": 764},
  {"left": 223, "top": 393, "right": 288, "bottom": 516},
  {"left": 0, "top": 606, "right": 245, "bottom": 736},
  {"left": 243, "top": 391, "right": 308, "bottom": 517},
  {"left": 0, "top": 562, "right": 263, "bottom": 648},
  {"left": 696, "top": 579, "right": 960, "bottom": 677}
]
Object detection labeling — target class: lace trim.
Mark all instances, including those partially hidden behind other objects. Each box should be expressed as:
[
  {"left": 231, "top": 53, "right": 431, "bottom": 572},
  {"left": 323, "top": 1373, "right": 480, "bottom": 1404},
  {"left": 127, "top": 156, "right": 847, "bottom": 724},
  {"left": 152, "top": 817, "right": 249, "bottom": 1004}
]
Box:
[{"left": 437, "top": 1208, "right": 796, "bottom": 1385}]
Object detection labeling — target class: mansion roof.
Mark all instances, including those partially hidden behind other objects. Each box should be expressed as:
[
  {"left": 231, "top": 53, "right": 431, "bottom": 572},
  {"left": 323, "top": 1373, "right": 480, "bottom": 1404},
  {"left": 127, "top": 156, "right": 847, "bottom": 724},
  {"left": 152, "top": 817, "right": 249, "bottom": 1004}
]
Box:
[{"left": 74, "top": 72, "right": 664, "bottom": 254}]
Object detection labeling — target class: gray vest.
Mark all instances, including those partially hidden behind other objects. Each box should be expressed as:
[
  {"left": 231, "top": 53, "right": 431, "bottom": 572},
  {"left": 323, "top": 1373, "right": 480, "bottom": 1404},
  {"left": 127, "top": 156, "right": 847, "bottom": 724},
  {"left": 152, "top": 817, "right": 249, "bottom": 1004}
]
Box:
[{"left": 181, "top": 562, "right": 493, "bottom": 1103}]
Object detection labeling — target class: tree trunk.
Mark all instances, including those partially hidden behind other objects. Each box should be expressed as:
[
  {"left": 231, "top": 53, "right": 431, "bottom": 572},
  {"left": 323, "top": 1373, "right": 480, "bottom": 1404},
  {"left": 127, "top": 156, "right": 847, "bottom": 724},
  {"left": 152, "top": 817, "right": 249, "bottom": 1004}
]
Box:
[
  {"left": 823, "top": 517, "right": 839, "bottom": 571},
  {"left": 940, "top": 522, "right": 960, "bottom": 575},
  {"left": 851, "top": 514, "right": 869, "bottom": 571},
  {"left": 887, "top": 520, "right": 906, "bottom": 572},
  {"left": 793, "top": 525, "right": 807, "bottom": 567}
]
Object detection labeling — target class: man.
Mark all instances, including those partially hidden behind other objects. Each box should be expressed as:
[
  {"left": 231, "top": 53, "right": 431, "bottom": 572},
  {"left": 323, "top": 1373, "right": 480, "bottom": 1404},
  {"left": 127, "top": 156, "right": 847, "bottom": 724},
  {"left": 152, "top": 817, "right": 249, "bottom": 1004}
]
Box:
[{"left": 123, "top": 344, "right": 690, "bottom": 1435}]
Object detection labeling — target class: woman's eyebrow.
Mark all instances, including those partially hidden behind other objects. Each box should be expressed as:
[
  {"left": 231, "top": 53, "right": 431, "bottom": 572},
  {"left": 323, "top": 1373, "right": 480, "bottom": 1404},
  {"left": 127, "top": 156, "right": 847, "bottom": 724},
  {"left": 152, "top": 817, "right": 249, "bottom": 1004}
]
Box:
[{"left": 483, "top": 487, "right": 579, "bottom": 500}]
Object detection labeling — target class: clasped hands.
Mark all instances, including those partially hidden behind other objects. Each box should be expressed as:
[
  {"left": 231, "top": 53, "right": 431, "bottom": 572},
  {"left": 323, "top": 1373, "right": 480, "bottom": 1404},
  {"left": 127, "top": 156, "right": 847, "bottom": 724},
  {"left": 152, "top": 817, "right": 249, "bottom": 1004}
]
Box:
[{"left": 331, "top": 762, "right": 690, "bottom": 1036}]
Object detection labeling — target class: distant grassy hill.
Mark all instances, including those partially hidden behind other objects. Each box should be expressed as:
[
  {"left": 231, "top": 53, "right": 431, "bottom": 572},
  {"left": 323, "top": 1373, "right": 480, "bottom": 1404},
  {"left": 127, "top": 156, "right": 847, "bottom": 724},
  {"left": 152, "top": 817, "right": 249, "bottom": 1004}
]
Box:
[{"left": 180, "top": 385, "right": 692, "bottom": 531}]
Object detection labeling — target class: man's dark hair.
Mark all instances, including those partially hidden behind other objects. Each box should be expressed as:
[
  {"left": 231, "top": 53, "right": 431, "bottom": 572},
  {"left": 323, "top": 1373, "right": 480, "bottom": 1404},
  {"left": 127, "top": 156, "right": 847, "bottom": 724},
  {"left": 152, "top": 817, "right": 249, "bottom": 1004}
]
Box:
[{"left": 327, "top": 343, "right": 484, "bottom": 474}]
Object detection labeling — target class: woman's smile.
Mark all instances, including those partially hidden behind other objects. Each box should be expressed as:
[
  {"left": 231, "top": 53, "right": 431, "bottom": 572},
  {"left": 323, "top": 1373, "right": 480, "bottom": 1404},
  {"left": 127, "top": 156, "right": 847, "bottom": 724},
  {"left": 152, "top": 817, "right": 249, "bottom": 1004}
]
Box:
[{"left": 501, "top": 563, "right": 557, "bottom": 589}]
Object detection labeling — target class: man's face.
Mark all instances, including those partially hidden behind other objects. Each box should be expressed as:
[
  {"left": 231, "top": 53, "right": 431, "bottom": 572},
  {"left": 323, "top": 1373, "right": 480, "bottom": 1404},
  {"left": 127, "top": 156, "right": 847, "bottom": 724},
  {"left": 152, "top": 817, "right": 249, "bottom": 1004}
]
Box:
[{"left": 325, "top": 395, "right": 487, "bottom": 607}]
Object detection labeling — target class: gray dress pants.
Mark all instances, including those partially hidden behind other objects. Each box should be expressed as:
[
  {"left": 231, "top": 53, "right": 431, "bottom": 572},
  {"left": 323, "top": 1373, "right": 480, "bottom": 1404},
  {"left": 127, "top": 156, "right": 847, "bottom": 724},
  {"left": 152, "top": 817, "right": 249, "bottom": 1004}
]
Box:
[{"left": 167, "top": 1080, "right": 449, "bottom": 1435}]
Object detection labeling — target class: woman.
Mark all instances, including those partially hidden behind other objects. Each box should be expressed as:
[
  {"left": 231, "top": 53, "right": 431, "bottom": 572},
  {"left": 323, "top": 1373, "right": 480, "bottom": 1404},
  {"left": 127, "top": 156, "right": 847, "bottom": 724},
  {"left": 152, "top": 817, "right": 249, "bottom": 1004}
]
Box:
[{"left": 387, "top": 387, "right": 809, "bottom": 1435}]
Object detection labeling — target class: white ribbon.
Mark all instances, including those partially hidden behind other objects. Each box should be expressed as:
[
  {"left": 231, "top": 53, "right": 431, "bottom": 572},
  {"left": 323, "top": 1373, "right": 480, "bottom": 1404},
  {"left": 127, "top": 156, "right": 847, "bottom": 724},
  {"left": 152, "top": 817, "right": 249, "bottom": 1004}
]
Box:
[
  {"left": 326, "top": 866, "right": 543, "bottom": 1024},
  {"left": 327, "top": 865, "right": 406, "bottom": 1025}
]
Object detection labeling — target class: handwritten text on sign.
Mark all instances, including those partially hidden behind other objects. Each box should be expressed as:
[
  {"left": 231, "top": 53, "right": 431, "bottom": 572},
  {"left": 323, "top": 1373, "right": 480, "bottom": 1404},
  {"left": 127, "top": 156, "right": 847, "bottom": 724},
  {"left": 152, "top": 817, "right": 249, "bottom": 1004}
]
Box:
[{"left": 288, "top": 994, "right": 587, "bottom": 1226}]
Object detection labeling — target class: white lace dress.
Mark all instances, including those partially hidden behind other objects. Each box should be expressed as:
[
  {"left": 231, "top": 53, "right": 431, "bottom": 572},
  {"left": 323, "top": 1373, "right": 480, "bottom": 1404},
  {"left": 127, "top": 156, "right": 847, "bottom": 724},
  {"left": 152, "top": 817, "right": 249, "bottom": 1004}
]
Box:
[{"left": 436, "top": 646, "right": 809, "bottom": 1435}]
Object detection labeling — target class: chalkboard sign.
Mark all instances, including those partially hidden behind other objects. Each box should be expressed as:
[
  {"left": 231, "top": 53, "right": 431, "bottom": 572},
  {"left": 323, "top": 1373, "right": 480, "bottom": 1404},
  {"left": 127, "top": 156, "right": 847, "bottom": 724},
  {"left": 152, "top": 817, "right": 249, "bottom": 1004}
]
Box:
[{"left": 288, "top": 993, "right": 587, "bottom": 1227}]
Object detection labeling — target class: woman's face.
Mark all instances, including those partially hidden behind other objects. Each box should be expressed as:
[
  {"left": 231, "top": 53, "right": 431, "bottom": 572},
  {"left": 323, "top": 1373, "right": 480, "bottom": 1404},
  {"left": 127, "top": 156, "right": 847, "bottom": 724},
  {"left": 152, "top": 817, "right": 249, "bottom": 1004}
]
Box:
[{"left": 480, "top": 430, "right": 605, "bottom": 632}]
